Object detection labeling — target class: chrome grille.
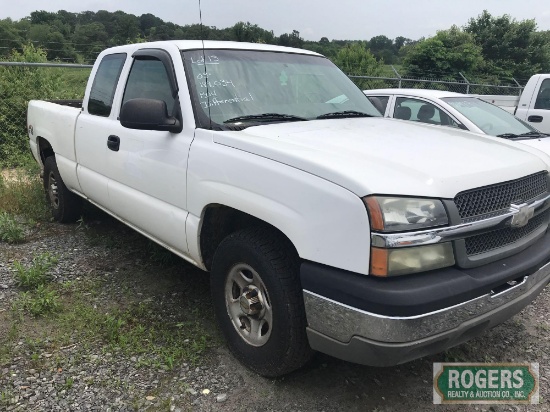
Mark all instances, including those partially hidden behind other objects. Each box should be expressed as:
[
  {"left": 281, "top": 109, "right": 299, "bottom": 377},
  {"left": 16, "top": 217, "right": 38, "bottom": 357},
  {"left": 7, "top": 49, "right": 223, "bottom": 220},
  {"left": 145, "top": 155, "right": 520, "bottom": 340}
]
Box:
[
  {"left": 454, "top": 172, "right": 548, "bottom": 220},
  {"left": 465, "top": 210, "right": 549, "bottom": 256}
]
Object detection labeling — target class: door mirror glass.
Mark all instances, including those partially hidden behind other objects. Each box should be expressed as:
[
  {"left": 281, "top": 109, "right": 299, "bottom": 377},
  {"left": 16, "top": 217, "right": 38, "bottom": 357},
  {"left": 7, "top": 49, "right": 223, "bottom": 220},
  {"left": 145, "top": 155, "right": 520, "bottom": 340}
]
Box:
[{"left": 120, "top": 98, "right": 182, "bottom": 132}]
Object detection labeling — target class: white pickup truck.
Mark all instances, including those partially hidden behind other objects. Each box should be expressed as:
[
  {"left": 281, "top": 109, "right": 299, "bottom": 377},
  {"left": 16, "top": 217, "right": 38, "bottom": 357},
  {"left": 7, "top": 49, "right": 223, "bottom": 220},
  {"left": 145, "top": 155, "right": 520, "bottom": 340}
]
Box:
[
  {"left": 478, "top": 74, "right": 550, "bottom": 134},
  {"left": 27, "top": 41, "right": 550, "bottom": 377}
]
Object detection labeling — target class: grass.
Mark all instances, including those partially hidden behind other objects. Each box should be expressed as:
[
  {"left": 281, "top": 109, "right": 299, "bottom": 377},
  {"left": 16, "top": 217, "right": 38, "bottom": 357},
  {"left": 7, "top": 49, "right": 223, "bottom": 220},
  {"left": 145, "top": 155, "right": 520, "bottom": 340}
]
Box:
[
  {"left": 20, "top": 285, "right": 61, "bottom": 316},
  {"left": 0, "top": 211, "right": 25, "bottom": 244},
  {"left": 14, "top": 252, "right": 58, "bottom": 290},
  {"left": 12, "top": 252, "right": 60, "bottom": 317},
  {"left": 0, "top": 170, "right": 216, "bottom": 408},
  {"left": 0, "top": 160, "right": 50, "bottom": 222},
  {"left": 56, "top": 297, "right": 212, "bottom": 370}
]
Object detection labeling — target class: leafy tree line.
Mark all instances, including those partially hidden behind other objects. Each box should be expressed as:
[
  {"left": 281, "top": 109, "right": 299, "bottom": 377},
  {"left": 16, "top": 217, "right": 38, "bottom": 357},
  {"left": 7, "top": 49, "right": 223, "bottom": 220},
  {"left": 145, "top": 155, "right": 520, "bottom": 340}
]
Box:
[
  {"left": 0, "top": 9, "right": 411, "bottom": 65},
  {"left": 1, "top": 9, "right": 549, "bottom": 83},
  {"left": 402, "top": 11, "right": 550, "bottom": 84}
]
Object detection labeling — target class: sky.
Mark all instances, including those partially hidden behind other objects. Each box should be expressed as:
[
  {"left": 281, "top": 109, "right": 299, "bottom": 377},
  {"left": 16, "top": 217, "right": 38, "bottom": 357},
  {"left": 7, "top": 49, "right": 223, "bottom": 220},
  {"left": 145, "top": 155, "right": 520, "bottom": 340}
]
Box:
[{"left": 3, "top": 0, "right": 550, "bottom": 41}]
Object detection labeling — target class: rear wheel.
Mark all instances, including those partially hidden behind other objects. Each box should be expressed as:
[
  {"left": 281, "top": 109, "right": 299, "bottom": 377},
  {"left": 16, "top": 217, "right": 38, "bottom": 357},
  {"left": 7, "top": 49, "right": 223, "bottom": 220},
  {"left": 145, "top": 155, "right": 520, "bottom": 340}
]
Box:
[
  {"left": 211, "top": 227, "right": 312, "bottom": 377},
  {"left": 43, "top": 156, "right": 82, "bottom": 223}
]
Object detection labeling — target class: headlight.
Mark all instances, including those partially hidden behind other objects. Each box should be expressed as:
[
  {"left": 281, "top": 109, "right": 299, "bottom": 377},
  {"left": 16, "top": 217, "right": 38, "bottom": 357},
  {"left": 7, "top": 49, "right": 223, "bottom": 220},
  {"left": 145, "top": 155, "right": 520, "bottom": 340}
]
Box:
[
  {"left": 364, "top": 196, "right": 448, "bottom": 232},
  {"left": 370, "top": 244, "right": 455, "bottom": 277},
  {"left": 364, "top": 196, "right": 454, "bottom": 276}
]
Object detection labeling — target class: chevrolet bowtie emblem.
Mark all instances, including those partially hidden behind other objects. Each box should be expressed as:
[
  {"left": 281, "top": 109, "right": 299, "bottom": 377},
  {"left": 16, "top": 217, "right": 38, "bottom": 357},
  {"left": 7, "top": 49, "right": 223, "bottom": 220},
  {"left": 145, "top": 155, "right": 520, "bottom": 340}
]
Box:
[{"left": 509, "top": 203, "right": 535, "bottom": 228}]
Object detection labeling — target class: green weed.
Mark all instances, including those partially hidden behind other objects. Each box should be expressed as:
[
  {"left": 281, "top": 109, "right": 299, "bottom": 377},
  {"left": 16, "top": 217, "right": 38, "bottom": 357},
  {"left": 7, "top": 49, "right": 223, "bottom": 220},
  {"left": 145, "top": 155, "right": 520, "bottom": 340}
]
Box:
[
  {"left": 104, "top": 314, "right": 127, "bottom": 344},
  {"left": 0, "top": 211, "right": 25, "bottom": 244},
  {"left": 14, "top": 252, "right": 58, "bottom": 290},
  {"left": 63, "top": 377, "right": 74, "bottom": 390},
  {"left": 21, "top": 285, "right": 60, "bottom": 316}
]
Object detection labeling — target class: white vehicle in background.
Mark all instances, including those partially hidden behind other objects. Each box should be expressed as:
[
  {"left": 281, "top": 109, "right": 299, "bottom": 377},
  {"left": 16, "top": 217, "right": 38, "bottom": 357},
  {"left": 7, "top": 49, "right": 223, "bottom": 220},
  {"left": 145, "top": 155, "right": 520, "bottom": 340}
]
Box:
[
  {"left": 475, "top": 74, "right": 550, "bottom": 133},
  {"left": 363, "top": 88, "right": 550, "bottom": 154}
]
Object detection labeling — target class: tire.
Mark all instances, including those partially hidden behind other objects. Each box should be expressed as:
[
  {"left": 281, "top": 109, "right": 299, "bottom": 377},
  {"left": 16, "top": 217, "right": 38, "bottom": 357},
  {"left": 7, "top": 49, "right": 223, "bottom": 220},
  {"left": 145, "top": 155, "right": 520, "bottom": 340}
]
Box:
[
  {"left": 43, "top": 156, "right": 82, "bottom": 223},
  {"left": 211, "top": 227, "right": 312, "bottom": 377}
]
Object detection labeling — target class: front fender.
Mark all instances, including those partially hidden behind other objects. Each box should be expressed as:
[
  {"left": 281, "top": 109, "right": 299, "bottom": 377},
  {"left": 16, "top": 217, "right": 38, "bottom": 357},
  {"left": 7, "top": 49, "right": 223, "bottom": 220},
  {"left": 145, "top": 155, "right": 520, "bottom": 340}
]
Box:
[{"left": 186, "top": 130, "right": 372, "bottom": 275}]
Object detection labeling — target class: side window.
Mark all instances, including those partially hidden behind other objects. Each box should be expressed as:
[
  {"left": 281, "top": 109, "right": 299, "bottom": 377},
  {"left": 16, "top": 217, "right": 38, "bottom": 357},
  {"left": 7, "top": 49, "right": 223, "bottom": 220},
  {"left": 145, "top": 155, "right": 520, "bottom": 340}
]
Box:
[
  {"left": 534, "top": 79, "right": 550, "bottom": 110},
  {"left": 88, "top": 53, "right": 126, "bottom": 117},
  {"left": 394, "top": 97, "right": 460, "bottom": 128},
  {"left": 367, "top": 96, "right": 389, "bottom": 115},
  {"left": 122, "top": 59, "right": 175, "bottom": 115}
]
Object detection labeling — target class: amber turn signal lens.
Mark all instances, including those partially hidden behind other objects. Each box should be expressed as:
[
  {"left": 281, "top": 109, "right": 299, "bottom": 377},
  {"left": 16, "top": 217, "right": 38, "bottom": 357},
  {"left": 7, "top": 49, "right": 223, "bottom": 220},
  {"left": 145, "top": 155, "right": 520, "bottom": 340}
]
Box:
[
  {"left": 364, "top": 197, "right": 384, "bottom": 231},
  {"left": 370, "top": 247, "right": 388, "bottom": 277}
]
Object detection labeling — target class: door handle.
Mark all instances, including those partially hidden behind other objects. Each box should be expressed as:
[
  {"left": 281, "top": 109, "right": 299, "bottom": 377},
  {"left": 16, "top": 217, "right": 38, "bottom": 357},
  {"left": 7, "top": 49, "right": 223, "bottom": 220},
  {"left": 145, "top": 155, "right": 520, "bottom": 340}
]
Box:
[
  {"left": 107, "top": 135, "right": 120, "bottom": 151},
  {"left": 528, "top": 115, "right": 543, "bottom": 123}
]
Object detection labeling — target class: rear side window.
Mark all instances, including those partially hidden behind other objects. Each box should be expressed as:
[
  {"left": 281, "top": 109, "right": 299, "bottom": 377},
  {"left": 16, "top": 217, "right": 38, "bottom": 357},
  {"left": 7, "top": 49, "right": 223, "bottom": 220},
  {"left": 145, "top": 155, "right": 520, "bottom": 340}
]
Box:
[{"left": 87, "top": 53, "right": 126, "bottom": 117}]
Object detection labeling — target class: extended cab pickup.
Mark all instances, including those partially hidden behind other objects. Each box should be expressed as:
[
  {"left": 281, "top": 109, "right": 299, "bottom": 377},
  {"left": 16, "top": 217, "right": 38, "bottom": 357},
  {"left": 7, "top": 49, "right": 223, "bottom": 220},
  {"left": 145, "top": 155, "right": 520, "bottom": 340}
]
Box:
[
  {"left": 28, "top": 41, "right": 550, "bottom": 377},
  {"left": 478, "top": 74, "right": 550, "bottom": 134}
]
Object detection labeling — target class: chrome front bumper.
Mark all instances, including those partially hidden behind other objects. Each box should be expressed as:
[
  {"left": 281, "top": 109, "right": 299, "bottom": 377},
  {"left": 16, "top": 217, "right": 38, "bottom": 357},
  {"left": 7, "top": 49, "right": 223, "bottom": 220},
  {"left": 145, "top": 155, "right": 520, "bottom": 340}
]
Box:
[{"left": 304, "top": 261, "right": 550, "bottom": 366}]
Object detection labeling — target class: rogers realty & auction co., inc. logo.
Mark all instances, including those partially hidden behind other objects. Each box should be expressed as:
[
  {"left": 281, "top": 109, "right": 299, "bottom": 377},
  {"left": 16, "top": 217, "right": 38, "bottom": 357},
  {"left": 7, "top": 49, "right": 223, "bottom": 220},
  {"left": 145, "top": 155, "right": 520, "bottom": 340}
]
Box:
[{"left": 433, "top": 363, "right": 539, "bottom": 404}]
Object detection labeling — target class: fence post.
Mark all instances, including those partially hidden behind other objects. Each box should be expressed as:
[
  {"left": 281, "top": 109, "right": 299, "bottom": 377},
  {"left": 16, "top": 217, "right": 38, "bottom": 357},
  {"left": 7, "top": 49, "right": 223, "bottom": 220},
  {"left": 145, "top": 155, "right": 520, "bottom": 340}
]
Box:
[
  {"left": 391, "top": 65, "right": 402, "bottom": 88},
  {"left": 458, "top": 72, "right": 470, "bottom": 94},
  {"left": 512, "top": 78, "right": 523, "bottom": 96}
]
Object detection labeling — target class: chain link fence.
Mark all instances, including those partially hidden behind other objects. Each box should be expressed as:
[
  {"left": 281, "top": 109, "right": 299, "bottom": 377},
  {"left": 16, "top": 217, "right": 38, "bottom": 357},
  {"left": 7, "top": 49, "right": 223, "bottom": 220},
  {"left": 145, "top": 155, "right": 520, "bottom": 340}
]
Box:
[
  {"left": 349, "top": 68, "right": 524, "bottom": 96},
  {"left": 0, "top": 62, "right": 91, "bottom": 166}
]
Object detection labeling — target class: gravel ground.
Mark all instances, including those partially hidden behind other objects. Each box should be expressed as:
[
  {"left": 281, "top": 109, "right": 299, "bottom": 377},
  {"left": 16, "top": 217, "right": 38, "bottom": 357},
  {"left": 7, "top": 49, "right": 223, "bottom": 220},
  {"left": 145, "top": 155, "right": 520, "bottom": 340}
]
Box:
[{"left": 0, "top": 212, "right": 549, "bottom": 411}]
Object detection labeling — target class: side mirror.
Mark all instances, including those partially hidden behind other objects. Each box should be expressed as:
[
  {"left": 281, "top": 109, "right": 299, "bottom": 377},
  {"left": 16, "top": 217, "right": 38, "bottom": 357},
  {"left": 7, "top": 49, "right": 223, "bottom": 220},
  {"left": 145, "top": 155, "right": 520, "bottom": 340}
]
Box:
[{"left": 120, "top": 98, "right": 182, "bottom": 133}]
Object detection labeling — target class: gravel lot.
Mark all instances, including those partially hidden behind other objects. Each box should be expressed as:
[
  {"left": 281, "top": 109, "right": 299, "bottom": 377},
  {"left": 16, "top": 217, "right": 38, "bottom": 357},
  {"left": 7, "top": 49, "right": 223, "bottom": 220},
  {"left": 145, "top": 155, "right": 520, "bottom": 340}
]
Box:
[{"left": 0, "top": 208, "right": 549, "bottom": 411}]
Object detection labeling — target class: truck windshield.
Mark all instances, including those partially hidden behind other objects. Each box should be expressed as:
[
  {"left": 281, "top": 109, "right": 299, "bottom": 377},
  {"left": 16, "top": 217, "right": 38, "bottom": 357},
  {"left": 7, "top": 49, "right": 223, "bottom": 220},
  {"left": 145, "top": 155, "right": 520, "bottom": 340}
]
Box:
[
  {"left": 442, "top": 97, "right": 539, "bottom": 137},
  {"left": 182, "top": 49, "right": 381, "bottom": 129}
]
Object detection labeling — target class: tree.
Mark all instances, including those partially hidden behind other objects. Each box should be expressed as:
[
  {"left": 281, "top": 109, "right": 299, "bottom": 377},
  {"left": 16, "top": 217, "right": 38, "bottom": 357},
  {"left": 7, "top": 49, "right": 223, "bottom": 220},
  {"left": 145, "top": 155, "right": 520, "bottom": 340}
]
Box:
[
  {"left": 402, "top": 26, "right": 483, "bottom": 79},
  {"left": 465, "top": 10, "right": 550, "bottom": 79},
  {"left": 368, "top": 35, "right": 395, "bottom": 62},
  {"left": 29, "top": 10, "right": 58, "bottom": 26},
  {"left": 113, "top": 12, "right": 140, "bottom": 44},
  {"left": 278, "top": 30, "right": 304, "bottom": 48},
  {"left": 394, "top": 36, "right": 411, "bottom": 51},
  {"left": 73, "top": 22, "right": 109, "bottom": 63},
  {"left": 0, "top": 19, "right": 23, "bottom": 57},
  {"left": 333, "top": 42, "right": 385, "bottom": 89},
  {"left": 231, "top": 22, "right": 274, "bottom": 43}
]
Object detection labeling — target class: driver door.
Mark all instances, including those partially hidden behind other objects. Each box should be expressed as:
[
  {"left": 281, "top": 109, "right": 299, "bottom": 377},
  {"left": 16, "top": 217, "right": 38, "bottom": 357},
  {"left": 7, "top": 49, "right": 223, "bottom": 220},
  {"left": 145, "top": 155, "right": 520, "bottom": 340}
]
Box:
[{"left": 105, "top": 49, "right": 194, "bottom": 255}]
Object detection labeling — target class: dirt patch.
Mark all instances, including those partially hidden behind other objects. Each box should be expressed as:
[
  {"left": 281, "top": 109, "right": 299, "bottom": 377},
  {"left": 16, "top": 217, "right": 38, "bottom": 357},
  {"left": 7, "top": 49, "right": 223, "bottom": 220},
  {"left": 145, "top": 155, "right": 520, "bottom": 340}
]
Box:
[{"left": 1, "top": 169, "right": 37, "bottom": 185}]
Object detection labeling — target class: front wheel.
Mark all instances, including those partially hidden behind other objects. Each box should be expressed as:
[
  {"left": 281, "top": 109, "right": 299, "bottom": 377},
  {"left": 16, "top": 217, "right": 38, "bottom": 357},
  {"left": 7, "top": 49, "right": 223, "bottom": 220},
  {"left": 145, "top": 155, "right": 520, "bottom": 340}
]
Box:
[
  {"left": 211, "top": 227, "right": 312, "bottom": 377},
  {"left": 43, "top": 156, "right": 82, "bottom": 223}
]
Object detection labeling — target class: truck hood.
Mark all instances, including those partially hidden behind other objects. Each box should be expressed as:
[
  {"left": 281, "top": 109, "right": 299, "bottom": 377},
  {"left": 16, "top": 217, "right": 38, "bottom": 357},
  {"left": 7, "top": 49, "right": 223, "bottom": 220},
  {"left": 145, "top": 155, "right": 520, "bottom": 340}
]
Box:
[
  {"left": 213, "top": 118, "right": 548, "bottom": 198},
  {"left": 515, "top": 137, "right": 550, "bottom": 163}
]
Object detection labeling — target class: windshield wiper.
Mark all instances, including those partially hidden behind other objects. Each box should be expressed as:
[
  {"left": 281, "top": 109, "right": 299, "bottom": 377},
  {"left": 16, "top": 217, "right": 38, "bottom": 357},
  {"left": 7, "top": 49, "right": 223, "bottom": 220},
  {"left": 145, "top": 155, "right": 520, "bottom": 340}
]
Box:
[
  {"left": 518, "top": 131, "right": 549, "bottom": 138},
  {"left": 497, "top": 131, "right": 549, "bottom": 139},
  {"left": 223, "top": 113, "right": 307, "bottom": 124},
  {"left": 496, "top": 133, "right": 519, "bottom": 139},
  {"left": 316, "top": 110, "right": 375, "bottom": 119}
]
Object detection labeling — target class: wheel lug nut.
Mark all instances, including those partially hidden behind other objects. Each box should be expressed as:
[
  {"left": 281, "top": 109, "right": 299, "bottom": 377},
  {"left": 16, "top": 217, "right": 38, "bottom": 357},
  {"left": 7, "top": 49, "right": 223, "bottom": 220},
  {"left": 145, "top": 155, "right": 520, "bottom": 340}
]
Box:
[
  {"left": 245, "top": 289, "right": 258, "bottom": 299},
  {"left": 250, "top": 302, "right": 262, "bottom": 312}
]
